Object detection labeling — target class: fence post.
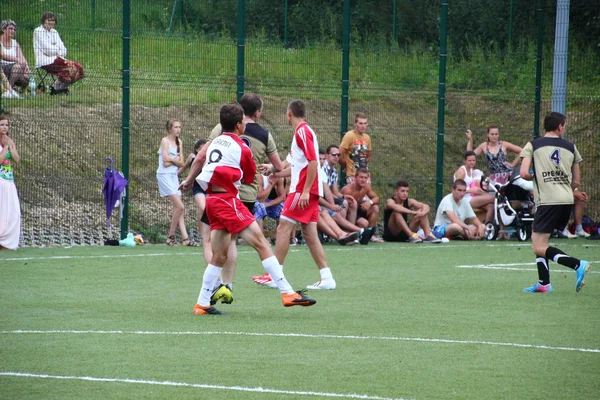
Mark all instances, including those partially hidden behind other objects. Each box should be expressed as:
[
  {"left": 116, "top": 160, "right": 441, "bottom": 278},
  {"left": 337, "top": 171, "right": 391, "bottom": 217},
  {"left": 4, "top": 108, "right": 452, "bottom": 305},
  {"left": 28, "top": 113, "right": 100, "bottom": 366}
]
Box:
[
  {"left": 120, "top": 0, "right": 131, "bottom": 239},
  {"left": 508, "top": 0, "right": 514, "bottom": 46},
  {"left": 91, "top": 0, "right": 96, "bottom": 29},
  {"left": 236, "top": 0, "right": 245, "bottom": 102},
  {"left": 435, "top": 0, "right": 448, "bottom": 208},
  {"left": 339, "top": 0, "right": 351, "bottom": 184},
  {"left": 551, "top": 0, "right": 570, "bottom": 117},
  {"left": 392, "top": 0, "right": 397, "bottom": 41},
  {"left": 533, "top": 0, "right": 545, "bottom": 138},
  {"left": 284, "top": 0, "right": 289, "bottom": 48}
]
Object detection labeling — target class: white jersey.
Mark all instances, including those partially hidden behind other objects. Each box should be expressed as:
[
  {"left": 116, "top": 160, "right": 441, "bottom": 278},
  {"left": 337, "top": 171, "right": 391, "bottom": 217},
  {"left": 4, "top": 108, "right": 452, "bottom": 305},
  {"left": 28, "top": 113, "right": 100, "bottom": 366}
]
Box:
[{"left": 287, "top": 121, "right": 323, "bottom": 197}]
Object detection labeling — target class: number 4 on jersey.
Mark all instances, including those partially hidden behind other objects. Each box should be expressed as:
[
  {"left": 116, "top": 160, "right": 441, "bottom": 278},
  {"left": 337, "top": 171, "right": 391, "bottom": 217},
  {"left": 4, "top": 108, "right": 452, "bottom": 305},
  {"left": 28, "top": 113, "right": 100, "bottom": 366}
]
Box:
[{"left": 550, "top": 148, "right": 561, "bottom": 166}]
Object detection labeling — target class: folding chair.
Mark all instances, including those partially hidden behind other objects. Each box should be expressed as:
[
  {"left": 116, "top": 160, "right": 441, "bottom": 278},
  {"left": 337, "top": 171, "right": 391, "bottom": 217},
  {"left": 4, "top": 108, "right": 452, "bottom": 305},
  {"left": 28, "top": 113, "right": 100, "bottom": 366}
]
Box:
[{"left": 35, "top": 67, "right": 56, "bottom": 93}]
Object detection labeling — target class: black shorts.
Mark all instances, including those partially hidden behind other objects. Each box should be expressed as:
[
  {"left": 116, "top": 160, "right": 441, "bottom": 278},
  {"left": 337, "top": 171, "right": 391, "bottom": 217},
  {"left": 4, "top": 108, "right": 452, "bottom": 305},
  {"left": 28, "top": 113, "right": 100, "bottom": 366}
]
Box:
[
  {"left": 334, "top": 197, "right": 345, "bottom": 207},
  {"left": 382, "top": 230, "right": 409, "bottom": 242},
  {"left": 192, "top": 181, "right": 206, "bottom": 197},
  {"left": 532, "top": 204, "right": 572, "bottom": 234},
  {"left": 357, "top": 208, "right": 368, "bottom": 221}
]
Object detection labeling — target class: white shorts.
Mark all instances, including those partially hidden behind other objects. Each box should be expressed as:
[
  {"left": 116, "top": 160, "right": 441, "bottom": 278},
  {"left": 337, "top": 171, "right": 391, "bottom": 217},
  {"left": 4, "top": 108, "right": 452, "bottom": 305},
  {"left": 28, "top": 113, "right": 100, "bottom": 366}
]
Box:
[{"left": 157, "top": 173, "right": 181, "bottom": 197}]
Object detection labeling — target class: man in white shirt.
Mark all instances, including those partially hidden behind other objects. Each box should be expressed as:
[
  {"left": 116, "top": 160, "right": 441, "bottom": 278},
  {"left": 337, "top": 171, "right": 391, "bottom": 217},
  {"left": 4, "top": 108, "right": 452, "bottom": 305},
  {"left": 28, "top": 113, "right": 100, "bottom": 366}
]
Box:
[{"left": 433, "top": 179, "right": 484, "bottom": 240}]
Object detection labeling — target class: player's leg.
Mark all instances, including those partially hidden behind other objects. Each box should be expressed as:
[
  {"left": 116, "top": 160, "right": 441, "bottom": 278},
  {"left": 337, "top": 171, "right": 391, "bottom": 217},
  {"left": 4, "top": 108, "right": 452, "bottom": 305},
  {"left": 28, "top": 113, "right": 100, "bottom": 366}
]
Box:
[
  {"left": 239, "top": 222, "right": 316, "bottom": 307},
  {"left": 194, "top": 229, "right": 230, "bottom": 315},
  {"left": 303, "top": 221, "right": 337, "bottom": 290},
  {"left": 274, "top": 218, "right": 296, "bottom": 266}
]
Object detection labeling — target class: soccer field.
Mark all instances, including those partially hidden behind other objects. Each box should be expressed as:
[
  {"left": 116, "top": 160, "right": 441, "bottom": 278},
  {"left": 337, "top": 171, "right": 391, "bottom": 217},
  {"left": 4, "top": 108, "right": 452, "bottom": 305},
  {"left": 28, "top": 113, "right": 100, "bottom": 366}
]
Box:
[{"left": 1, "top": 241, "right": 598, "bottom": 399}]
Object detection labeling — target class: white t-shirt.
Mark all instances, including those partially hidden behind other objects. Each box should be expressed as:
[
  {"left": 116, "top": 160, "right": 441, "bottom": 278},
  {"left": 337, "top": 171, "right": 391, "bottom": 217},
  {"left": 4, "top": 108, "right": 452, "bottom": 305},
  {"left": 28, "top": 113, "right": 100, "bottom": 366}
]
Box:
[{"left": 434, "top": 193, "right": 476, "bottom": 227}]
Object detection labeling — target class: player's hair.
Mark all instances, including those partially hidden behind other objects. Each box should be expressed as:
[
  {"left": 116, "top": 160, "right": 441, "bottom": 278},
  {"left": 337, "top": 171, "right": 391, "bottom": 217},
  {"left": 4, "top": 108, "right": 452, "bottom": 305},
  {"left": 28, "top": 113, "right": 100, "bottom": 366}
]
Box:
[
  {"left": 165, "top": 119, "right": 181, "bottom": 147},
  {"left": 288, "top": 100, "right": 306, "bottom": 118},
  {"left": 354, "top": 112, "right": 367, "bottom": 122},
  {"left": 395, "top": 179, "right": 409, "bottom": 189},
  {"left": 544, "top": 112, "right": 566, "bottom": 132},
  {"left": 326, "top": 144, "right": 339, "bottom": 154},
  {"left": 453, "top": 179, "right": 467, "bottom": 189},
  {"left": 356, "top": 167, "right": 369, "bottom": 176},
  {"left": 41, "top": 11, "right": 57, "bottom": 24},
  {"left": 220, "top": 102, "right": 244, "bottom": 132},
  {"left": 193, "top": 138, "right": 207, "bottom": 153},
  {"left": 240, "top": 94, "right": 262, "bottom": 117},
  {"left": 463, "top": 150, "right": 476, "bottom": 160}
]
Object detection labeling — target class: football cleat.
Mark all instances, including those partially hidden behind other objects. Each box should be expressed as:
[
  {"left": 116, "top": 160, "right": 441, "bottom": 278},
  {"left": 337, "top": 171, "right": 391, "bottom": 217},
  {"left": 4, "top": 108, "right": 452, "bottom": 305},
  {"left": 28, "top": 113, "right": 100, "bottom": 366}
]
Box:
[
  {"left": 210, "top": 284, "right": 233, "bottom": 305},
  {"left": 359, "top": 227, "right": 375, "bottom": 245},
  {"left": 524, "top": 283, "right": 553, "bottom": 293},
  {"left": 282, "top": 290, "right": 316, "bottom": 307},
  {"left": 576, "top": 261, "right": 590, "bottom": 292},
  {"left": 576, "top": 230, "right": 590, "bottom": 238},
  {"left": 193, "top": 304, "right": 227, "bottom": 315},
  {"left": 252, "top": 273, "right": 272, "bottom": 285},
  {"left": 306, "top": 279, "right": 336, "bottom": 290}
]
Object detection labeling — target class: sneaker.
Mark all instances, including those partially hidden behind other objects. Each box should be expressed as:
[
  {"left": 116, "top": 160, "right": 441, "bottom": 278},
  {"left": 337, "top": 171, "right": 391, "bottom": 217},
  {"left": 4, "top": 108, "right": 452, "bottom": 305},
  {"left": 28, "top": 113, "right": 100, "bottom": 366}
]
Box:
[
  {"left": 306, "top": 279, "right": 336, "bottom": 290},
  {"left": 408, "top": 233, "right": 423, "bottom": 243},
  {"left": 210, "top": 284, "right": 233, "bottom": 305},
  {"left": 282, "top": 290, "right": 316, "bottom": 307},
  {"left": 359, "top": 227, "right": 374, "bottom": 245},
  {"left": 423, "top": 233, "right": 441, "bottom": 243},
  {"left": 576, "top": 230, "right": 590, "bottom": 238},
  {"left": 336, "top": 231, "right": 359, "bottom": 246},
  {"left": 252, "top": 273, "right": 272, "bottom": 285},
  {"left": 576, "top": 261, "right": 590, "bottom": 292},
  {"left": 193, "top": 304, "right": 227, "bottom": 315},
  {"left": 524, "top": 283, "right": 553, "bottom": 293}
]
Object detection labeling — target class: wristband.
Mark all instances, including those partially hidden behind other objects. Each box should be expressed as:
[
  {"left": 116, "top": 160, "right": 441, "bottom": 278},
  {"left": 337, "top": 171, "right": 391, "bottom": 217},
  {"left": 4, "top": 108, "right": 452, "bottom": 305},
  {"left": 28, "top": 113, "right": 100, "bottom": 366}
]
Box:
[{"left": 369, "top": 199, "right": 374, "bottom": 205}]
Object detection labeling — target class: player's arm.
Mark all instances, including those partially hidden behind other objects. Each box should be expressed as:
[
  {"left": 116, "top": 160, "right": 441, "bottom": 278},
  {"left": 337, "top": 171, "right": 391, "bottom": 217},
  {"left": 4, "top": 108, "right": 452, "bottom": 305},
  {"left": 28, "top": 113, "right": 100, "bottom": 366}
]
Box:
[
  {"left": 177, "top": 153, "right": 194, "bottom": 176},
  {"left": 445, "top": 210, "right": 471, "bottom": 231},
  {"left": 179, "top": 141, "right": 211, "bottom": 190},
  {"left": 366, "top": 186, "right": 379, "bottom": 205},
  {"left": 520, "top": 157, "right": 533, "bottom": 181},
  {"left": 571, "top": 162, "right": 580, "bottom": 189},
  {"left": 385, "top": 199, "right": 415, "bottom": 215},
  {"left": 408, "top": 198, "right": 430, "bottom": 216}
]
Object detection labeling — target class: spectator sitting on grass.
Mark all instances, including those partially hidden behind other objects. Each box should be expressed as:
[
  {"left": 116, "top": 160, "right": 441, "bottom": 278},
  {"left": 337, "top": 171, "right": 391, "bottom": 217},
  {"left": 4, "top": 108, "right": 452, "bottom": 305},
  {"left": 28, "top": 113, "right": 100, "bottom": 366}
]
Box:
[{"left": 432, "top": 179, "right": 485, "bottom": 240}]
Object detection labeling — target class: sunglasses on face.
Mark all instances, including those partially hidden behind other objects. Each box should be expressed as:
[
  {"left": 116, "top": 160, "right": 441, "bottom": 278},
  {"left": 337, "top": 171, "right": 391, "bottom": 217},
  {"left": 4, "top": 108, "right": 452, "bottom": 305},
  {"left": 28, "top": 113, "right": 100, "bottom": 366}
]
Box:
[{"left": 329, "top": 153, "right": 340, "bottom": 157}]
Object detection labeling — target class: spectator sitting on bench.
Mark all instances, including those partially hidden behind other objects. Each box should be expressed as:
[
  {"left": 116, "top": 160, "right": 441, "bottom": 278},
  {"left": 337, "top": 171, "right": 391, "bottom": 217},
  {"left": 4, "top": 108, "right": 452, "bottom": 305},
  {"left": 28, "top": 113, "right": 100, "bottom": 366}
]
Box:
[{"left": 34, "top": 11, "right": 84, "bottom": 95}]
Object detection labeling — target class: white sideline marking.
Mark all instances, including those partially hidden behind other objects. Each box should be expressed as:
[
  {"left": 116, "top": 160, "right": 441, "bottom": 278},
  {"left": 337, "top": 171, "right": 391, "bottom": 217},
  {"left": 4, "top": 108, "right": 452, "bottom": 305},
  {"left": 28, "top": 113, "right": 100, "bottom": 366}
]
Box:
[
  {"left": 0, "top": 372, "right": 409, "bottom": 400},
  {"left": 3, "top": 242, "right": 598, "bottom": 262},
  {"left": 2, "top": 330, "right": 598, "bottom": 353},
  {"left": 457, "top": 261, "right": 599, "bottom": 274}
]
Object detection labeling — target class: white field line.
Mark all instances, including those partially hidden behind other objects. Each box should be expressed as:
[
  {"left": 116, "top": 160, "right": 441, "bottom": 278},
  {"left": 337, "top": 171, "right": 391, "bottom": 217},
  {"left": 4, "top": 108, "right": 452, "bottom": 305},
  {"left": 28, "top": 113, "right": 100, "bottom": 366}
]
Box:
[
  {"left": 457, "top": 261, "right": 599, "bottom": 274},
  {"left": 4, "top": 242, "right": 598, "bottom": 262},
  {"left": 2, "top": 330, "right": 599, "bottom": 353},
  {"left": 0, "top": 372, "right": 410, "bottom": 400}
]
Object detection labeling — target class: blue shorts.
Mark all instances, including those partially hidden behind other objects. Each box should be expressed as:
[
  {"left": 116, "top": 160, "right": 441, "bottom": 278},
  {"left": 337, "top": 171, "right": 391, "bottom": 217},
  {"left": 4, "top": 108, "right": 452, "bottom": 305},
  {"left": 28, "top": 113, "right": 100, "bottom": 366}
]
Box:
[
  {"left": 432, "top": 225, "right": 448, "bottom": 239},
  {"left": 192, "top": 180, "right": 206, "bottom": 197},
  {"left": 254, "top": 200, "right": 283, "bottom": 221}
]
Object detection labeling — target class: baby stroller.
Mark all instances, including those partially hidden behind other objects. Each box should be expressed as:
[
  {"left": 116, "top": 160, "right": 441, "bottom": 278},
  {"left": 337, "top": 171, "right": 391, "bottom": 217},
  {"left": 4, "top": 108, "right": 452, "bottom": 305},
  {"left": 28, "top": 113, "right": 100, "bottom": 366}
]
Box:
[{"left": 483, "top": 172, "right": 535, "bottom": 241}]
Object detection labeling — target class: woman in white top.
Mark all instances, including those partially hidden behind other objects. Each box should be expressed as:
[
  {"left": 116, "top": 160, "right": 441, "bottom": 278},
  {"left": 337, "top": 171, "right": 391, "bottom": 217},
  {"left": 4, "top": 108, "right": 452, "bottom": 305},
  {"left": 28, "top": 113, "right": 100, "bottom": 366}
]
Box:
[
  {"left": 0, "top": 20, "right": 30, "bottom": 91},
  {"left": 454, "top": 150, "right": 495, "bottom": 223},
  {"left": 157, "top": 120, "right": 197, "bottom": 246},
  {"left": 33, "top": 11, "right": 84, "bottom": 95}
]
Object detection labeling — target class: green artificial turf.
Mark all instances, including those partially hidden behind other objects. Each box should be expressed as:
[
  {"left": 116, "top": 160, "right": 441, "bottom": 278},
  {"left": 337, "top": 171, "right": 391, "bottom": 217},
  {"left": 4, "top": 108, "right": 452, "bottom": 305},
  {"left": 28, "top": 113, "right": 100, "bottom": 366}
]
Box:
[{"left": 1, "top": 241, "right": 599, "bottom": 399}]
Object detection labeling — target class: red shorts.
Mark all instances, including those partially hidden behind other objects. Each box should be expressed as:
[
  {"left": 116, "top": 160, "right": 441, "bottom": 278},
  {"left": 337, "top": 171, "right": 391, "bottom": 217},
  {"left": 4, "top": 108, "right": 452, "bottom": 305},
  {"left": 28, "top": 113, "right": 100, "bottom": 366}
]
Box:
[
  {"left": 281, "top": 193, "right": 320, "bottom": 224},
  {"left": 206, "top": 195, "right": 254, "bottom": 234}
]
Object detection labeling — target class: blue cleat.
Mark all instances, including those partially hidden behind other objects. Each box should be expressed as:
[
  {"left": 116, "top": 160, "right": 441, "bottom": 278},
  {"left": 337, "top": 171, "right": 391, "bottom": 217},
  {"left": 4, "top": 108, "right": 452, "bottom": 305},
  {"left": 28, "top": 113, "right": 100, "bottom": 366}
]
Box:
[
  {"left": 524, "top": 282, "right": 552, "bottom": 293},
  {"left": 576, "top": 261, "right": 590, "bottom": 293}
]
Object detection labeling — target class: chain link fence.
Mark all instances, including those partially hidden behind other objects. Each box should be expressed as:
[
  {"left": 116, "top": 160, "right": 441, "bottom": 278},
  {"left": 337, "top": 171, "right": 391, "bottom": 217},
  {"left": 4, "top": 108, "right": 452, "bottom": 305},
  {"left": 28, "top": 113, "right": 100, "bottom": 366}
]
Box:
[{"left": 2, "top": 0, "right": 598, "bottom": 246}]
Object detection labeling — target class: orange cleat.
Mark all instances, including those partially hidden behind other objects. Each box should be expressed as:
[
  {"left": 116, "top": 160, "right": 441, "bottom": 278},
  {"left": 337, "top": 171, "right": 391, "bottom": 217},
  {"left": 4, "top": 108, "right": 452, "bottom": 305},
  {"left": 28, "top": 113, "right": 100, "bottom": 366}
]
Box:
[
  {"left": 282, "top": 290, "right": 317, "bottom": 307},
  {"left": 193, "top": 304, "right": 227, "bottom": 315}
]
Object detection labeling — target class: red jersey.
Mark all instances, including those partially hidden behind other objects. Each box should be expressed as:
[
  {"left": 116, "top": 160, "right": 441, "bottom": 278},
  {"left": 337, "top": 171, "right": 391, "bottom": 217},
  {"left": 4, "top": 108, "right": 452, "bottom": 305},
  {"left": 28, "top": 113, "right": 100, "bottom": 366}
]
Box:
[
  {"left": 287, "top": 122, "right": 322, "bottom": 197},
  {"left": 197, "top": 132, "right": 256, "bottom": 197}
]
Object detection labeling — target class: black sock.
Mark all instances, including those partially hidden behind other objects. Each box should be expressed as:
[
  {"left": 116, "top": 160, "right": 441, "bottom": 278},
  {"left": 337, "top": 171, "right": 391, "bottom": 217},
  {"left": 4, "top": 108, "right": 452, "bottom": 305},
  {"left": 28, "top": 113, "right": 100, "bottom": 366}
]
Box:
[
  {"left": 545, "top": 246, "right": 581, "bottom": 270},
  {"left": 536, "top": 257, "right": 550, "bottom": 285}
]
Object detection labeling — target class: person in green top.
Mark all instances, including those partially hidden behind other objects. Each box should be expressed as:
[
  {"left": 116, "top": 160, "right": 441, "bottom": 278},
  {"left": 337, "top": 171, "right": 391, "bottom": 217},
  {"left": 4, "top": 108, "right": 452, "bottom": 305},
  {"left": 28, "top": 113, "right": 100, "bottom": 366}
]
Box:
[
  {"left": 519, "top": 111, "right": 590, "bottom": 293},
  {"left": 0, "top": 115, "right": 21, "bottom": 250}
]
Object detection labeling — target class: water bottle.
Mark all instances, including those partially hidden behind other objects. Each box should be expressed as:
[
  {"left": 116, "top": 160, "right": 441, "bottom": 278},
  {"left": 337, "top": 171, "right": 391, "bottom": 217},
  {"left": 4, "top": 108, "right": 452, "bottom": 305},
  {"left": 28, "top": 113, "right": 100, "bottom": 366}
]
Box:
[{"left": 29, "top": 75, "right": 37, "bottom": 97}]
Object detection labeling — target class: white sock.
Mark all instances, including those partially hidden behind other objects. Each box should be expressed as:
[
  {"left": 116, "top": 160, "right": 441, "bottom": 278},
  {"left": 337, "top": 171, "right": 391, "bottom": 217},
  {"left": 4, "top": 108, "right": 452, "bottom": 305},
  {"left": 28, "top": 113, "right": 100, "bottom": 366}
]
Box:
[
  {"left": 197, "top": 264, "right": 222, "bottom": 306},
  {"left": 262, "top": 256, "right": 294, "bottom": 294},
  {"left": 319, "top": 267, "right": 334, "bottom": 281},
  {"left": 576, "top": 225, "right": 584, "bottom": 232}
]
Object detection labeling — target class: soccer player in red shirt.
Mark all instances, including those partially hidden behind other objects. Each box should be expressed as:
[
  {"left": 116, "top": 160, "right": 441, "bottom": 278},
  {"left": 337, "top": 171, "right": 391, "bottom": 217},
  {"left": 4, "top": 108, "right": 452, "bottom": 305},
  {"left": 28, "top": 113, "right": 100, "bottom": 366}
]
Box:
[{"left": 193, "top": 103, "right": 316, "bottom": 315}]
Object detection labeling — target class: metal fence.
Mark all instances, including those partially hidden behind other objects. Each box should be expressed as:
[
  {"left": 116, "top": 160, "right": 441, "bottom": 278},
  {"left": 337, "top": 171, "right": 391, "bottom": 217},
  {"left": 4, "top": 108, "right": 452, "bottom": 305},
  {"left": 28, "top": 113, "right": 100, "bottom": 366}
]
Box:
[{"left": 2, "top": 0, "right": 599, "bottom": 246}]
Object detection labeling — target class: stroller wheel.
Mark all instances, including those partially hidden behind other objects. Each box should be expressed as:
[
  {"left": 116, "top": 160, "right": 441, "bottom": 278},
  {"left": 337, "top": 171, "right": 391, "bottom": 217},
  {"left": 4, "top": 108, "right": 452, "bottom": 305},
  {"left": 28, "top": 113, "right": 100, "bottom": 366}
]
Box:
[
  {"left": 484, "top": 222, "right": 499, "bottom": 241},
  {"left": 517, "top": 225, "right": 531, "bottom": 242}
]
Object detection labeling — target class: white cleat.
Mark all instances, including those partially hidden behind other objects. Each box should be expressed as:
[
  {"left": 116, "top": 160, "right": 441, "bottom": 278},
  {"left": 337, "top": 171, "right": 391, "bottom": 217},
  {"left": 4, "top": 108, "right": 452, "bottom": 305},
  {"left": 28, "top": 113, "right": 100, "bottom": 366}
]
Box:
[
  {"left": 576, "top": 230, "right": 590, "bottom": 238},
  {"left": 306, "top": 279, "right": 336, "bottom": 290}
]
